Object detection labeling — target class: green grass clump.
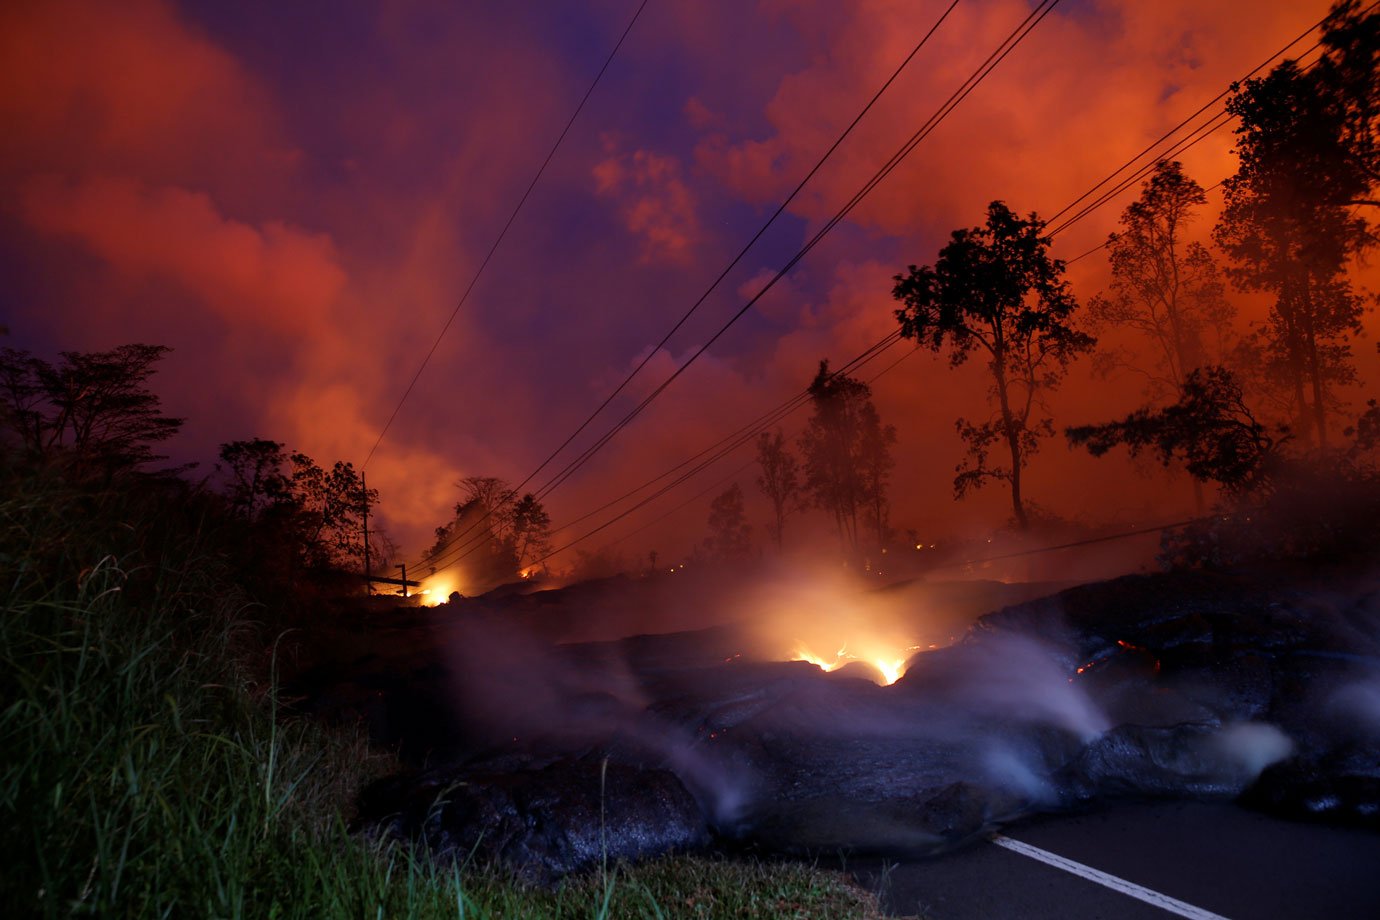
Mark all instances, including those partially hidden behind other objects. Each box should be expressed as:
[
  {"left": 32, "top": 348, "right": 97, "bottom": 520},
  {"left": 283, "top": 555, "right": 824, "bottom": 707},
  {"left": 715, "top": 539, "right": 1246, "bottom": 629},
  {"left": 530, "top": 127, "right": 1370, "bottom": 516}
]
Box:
[{"left": 0, "top": 467, "right": 892, "bottom": 918}]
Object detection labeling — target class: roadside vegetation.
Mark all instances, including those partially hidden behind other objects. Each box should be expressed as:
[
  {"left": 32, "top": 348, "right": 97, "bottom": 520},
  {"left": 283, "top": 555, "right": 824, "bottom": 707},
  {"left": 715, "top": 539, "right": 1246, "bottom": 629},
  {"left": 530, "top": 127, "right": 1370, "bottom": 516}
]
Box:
[{"left": 0, "top": 437, "right": 891, "bottom": 917}]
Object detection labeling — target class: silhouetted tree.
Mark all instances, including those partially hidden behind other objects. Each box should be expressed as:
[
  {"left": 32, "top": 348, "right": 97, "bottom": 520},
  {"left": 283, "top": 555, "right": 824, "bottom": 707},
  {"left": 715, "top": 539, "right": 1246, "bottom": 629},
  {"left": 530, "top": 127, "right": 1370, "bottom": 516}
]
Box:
[
  {"left": 0, "top": 344, "right": 182, "bottom": 474},
  {"left": 461, "top": 476, "right": 519, "bottom": 539},
  {"left": 893, "top": 201, "right": 1094, "bottom": 529},
  {"left": 798, "top": 360, "right": 894, "bottom": 554},
  {"left": 1090, "top": 161, "right": 1233, "bottom": 395},
  {"left": 1213, "top": 1, "right": 1379, "bottom": 449},
  {"left": 425, "top": 476, "right": 549, "bottom": 589},
  {"left": 1347, "top": 398, "right": 1380, "bottom": 456},
  {"left": 1089, "top": 161, "right": 1235, "bottom": 510},
  {"left": 859, "top": 409, "right": 898, "bottom": 548},
  {"left": 429, "top": 476, "right": 516, "bottom": 558},
  {"left": 285, "top": 452, "right": 375, "bottom": 571},
  {"left": 704, "top": 482, "right": 752, "bottom": 561},
  {"left": 755, "top": 428, "right": 802, "bottom": 549},
  {"left": 217, "top": 439, "right": 377, "bottom": 574},
  {"left": 509, "top": 492, "right": 552, "bottom": 573},
  {"left": 1315, "top": 0, "right": 1380, "bottom": 206},
  {"left": 217, "top": 437, "right": 291, "bottom": 521},
  {"left": 1067, "top": 366, "right": 1282, "bottom": 496}
]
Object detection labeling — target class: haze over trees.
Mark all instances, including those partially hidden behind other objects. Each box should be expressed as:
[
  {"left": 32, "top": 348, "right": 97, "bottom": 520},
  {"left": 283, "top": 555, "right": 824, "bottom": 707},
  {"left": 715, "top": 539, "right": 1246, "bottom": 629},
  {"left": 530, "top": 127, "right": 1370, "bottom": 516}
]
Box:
[
  {"left": 1070, "top": 0, "right": 1379, "bottom": 521},
  {"left": 703, "top": 482, "right": 752, "bottom": 561},
  {"left": 797, "top": 360, "right": 896, "bottom": 556},
  {"left": 892, "top": 201, "right": 1094, "bottom": 530},
  {"left": 754, "top": 428, "right": 803, "bottom": 550},
  {"left": 427, "top": 475, "right": 552, "bottom": 588},
  {"left": 1090, "top": 160, "right": 1234, "bottom": 397},
  {"left": 510, "top": 493, "right": 553, "bottom": 572},
  {"left": 1083, "top": 160, "right": 1235, "bottom": 509},
  {"left": 1213, "top": 0, "right": 1379, "bottom": 450},
  {"left": 0, "top": 342, "right": 384, "bottom": 580}
]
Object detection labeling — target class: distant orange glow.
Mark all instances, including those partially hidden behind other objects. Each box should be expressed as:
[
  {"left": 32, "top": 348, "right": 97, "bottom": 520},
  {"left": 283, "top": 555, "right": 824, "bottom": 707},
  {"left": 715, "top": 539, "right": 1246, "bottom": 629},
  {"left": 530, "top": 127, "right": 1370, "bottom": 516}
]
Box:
[{"left": 416, "top": 573, "right": 461, "bottom": 605}]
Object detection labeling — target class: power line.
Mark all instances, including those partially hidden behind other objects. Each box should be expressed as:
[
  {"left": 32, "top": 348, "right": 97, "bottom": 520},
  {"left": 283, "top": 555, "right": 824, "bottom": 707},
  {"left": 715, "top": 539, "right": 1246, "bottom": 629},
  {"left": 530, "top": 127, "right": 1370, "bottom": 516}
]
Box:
[
  {"left": 1041, "top": 10, "right": 1333, "bottom": 231},
  {"left": 509, "top": 9, "right": 1336, "bottom": 571},
  {"left": 418, "top": 0, "right": 1343, "bottom": 577},
  {"left": 529, "top": 334, "right": 919, "bottom": 568},
  {"left": 1046, "top": 108, "right": 1239, "bottom": 237},
  {"left": 1045, "top": 1, "right": 1363, "bottom": 244},
  {"left": 361, "top": 0, "right": 652, "bottom": 470},
  {"left": 502, "top": 13, "right": 1340, "bottom": 570},
  {"left": 924, "top": 515, "right": 1213, "bottom": 572},
  {"left": 414, "top": 0, "right": 1059, "bottom": 571},
  {"left": 418, "top": 332, "right": 905, "bottom": 574},
  {"left": 524, "top": 0, "right": 1062, "bottom": 504},
  {"left": 412, "top": 0, "right": 981, "bottom": 566},
  {"left": 1064, "top": 179, "right": 1228, "bottom": 267},
  {"left": 1052, "top": 32, "right": 1339, "bottom": 257},
  {"left": 507, "top": 0, "right": 964, "bottom": 498},
  {"left": 546, "top": 335, "right": 902, "bottom": 539}
]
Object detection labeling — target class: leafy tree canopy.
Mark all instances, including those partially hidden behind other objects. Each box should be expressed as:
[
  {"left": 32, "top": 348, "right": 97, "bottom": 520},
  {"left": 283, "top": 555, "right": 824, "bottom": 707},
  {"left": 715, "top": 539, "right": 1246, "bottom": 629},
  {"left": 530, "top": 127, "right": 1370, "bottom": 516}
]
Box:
[
  {"left": 893, "top": 201, "right": 1092, "bottom": 528},
  {"left": 0, "top": 344, "right": 182, "bottom": 474},
  {"left": 1067, "top": 366, "right": 1282, "bottom": 496}
]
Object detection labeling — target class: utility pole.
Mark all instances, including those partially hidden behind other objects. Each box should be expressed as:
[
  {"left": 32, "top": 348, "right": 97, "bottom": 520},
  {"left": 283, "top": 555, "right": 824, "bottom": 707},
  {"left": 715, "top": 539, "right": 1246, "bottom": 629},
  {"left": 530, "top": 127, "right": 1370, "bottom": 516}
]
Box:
[
  {"left": 362, "top": 472, "right": 372, "bottom": 595},
  {"left": 397, "top": 563, "right": 408, "bottom": 598}
]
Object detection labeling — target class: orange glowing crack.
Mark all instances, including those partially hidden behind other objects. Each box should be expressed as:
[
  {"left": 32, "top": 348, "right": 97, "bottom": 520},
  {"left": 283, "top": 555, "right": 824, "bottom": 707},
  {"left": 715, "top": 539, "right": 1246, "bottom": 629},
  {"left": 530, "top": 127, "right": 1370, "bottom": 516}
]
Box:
[{"left": 792, "top": 642, "right": 912, "bottom": 686}]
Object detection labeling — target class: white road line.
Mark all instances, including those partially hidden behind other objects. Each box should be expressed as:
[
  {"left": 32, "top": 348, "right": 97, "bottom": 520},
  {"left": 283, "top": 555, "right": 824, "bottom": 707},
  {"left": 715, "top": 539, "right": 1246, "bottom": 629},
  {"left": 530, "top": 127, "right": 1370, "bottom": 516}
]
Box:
[{"left": 990, "top": 834, "right": 1231, "bottom": 920}]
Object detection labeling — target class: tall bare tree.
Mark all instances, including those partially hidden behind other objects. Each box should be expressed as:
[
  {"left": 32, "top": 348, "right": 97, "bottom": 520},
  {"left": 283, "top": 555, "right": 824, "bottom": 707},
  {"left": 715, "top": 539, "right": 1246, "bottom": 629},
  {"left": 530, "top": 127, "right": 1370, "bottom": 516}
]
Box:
[
  {"left": 859, "top": 409, "right": 898, "bottom": 548},
  {"left": 704, "top": 483, "right": 752, "bottom": 561},
  {"left": 1090, "top": 160, "right": 1233, "bottom": 395},
  {"left": 755, "top": 428, "right": 802, "bottom": 550}
]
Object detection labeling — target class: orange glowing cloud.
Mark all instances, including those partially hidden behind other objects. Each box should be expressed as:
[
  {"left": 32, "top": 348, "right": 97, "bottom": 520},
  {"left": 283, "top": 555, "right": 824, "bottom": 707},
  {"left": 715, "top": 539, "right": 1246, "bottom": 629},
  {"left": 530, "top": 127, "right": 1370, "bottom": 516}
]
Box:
[
  {"left": 0, "top": 0, "right": 296, "bottom": 197},
  {"left": 594, "top": 143, "right": 702, "bottom": 263},
  {"left": 694, "top": 0, "right": 1334, "bottom": 251},
  {"left": 22, "top": 175, "right": 345, "bottom": 336}
]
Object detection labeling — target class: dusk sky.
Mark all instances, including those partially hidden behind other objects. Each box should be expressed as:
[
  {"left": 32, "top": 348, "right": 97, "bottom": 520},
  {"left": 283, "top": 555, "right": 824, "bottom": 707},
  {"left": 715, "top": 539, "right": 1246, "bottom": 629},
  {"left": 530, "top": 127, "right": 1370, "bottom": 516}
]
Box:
[{"left": 3, "top": 0, "right": 1371, "bottom": 567}]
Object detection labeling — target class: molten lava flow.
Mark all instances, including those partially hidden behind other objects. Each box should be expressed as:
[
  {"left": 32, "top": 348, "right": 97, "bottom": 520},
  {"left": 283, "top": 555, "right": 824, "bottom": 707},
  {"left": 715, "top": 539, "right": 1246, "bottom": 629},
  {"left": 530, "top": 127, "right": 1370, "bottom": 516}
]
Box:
[
  {"left": 792, "top": 642, "right": 913, "bottom": 686},
  {"left": 747, "top": 566, "right": 935, "bottom": 687}
]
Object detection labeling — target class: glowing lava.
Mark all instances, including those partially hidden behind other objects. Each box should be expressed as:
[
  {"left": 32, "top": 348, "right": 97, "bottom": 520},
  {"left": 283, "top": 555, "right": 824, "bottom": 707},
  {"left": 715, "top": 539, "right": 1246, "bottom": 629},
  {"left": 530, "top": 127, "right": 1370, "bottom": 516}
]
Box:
[
  {"left": 414, "top": 574, "right": 461, "bottom": 605},
  {"left": 792, "top": 643, "right": 912, "bottom": 686}
]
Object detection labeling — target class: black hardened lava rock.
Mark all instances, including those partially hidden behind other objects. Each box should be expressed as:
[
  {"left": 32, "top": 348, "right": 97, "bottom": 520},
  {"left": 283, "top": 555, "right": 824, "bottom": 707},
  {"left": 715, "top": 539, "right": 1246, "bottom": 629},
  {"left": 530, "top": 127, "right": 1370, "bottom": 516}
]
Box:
[{"left": 358, "top": 754, "right": 710, "bottom": 884}]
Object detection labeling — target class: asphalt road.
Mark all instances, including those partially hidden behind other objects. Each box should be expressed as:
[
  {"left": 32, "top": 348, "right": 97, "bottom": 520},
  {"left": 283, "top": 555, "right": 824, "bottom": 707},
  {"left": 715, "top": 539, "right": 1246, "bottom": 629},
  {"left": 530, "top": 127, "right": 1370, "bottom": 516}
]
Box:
[{"left": 851, "top": 801, "right": 1380, "bottom": 919}]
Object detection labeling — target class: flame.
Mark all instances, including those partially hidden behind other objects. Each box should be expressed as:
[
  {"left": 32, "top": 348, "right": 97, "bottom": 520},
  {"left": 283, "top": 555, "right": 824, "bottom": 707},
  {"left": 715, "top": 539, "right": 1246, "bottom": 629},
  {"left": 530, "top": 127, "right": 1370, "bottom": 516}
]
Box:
[
  {"left": 415, "top": 574, "right": 461, "bottom": 605},
  {"left": 792, "top": 642, "right": 912, "bottom": 686}
]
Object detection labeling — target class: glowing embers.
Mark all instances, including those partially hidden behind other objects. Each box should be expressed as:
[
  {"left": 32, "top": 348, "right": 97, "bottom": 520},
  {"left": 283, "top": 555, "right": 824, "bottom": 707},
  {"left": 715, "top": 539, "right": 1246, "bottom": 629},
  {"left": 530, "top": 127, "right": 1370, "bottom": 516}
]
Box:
[
  {"left": 1071, "top": 638, "right": 1161, "bottom": 681},
  {"left": 791, "top": 641, "right": 915, "bottom": 686}
]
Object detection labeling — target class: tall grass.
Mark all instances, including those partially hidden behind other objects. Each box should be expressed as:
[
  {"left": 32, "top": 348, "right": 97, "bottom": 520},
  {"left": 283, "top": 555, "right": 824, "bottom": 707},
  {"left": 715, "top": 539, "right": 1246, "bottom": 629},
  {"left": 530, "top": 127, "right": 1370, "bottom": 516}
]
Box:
[{"left": 0, "top": 466, "right": 891, "bottom": 918}]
